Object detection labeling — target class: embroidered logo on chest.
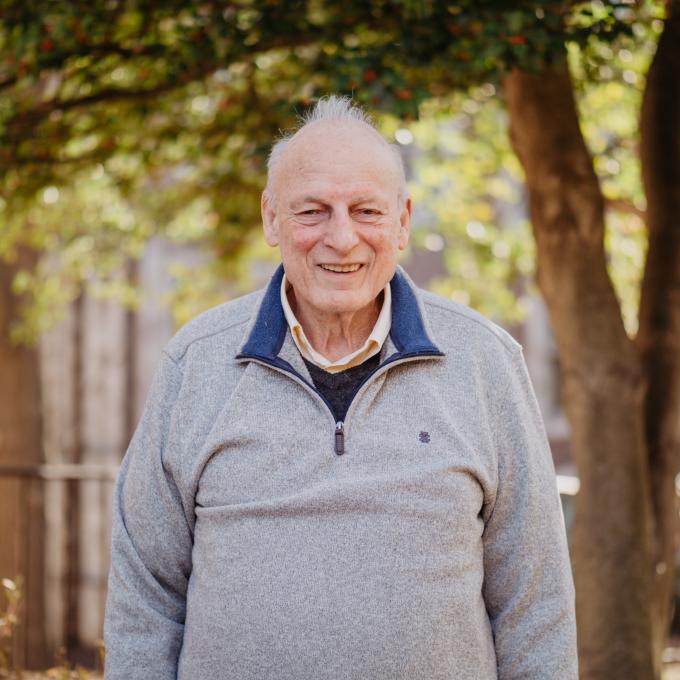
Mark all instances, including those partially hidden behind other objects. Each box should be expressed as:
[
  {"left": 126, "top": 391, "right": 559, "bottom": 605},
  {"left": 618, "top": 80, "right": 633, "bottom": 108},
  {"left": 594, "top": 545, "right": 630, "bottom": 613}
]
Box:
[{"left": 418, "top": 431, "right": 431, "bottom": 444}]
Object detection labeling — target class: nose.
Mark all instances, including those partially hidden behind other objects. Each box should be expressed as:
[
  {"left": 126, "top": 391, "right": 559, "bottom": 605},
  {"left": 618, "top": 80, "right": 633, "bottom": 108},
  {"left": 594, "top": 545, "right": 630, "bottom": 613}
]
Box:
[{"left": 323, "top": 208, "right": 360, "bottom": 253}]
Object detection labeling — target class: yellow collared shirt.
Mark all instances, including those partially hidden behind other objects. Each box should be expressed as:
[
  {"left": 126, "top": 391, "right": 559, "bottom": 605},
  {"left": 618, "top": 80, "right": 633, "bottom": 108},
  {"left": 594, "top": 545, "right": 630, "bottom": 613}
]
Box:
[{"left": 280, "top": 273, "right": 392, "bottom": 374}]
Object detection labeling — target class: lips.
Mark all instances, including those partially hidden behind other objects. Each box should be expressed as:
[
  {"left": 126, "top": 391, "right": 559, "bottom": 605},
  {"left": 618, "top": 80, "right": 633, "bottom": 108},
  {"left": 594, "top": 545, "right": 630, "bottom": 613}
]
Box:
[{"left": 319, "top": 263, "right": 363, "bottom": 273}]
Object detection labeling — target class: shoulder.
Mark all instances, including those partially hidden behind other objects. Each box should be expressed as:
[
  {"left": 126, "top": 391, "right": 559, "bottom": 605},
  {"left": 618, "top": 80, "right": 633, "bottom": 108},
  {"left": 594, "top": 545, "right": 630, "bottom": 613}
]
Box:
[
  {"left": 163, "top": 288, "right": 263, "bottom": 364},
  {"left": 417, "top": 289, "right": 534, "bottom": 428},
  {"left": 418, "top": 288, "right": 521, "bottom": 358}
]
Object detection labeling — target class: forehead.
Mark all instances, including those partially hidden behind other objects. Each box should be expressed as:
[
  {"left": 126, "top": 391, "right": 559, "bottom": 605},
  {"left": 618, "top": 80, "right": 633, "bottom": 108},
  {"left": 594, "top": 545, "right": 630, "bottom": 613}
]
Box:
[{"left": 274, "top": 121, "right": 402, "bottom": 202}]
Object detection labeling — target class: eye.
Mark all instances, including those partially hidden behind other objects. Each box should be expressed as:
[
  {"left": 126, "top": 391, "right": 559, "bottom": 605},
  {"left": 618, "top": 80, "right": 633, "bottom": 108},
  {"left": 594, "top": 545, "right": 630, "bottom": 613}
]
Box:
[{"left": 355, "top": 207, "right": 382, "bottom": 219}]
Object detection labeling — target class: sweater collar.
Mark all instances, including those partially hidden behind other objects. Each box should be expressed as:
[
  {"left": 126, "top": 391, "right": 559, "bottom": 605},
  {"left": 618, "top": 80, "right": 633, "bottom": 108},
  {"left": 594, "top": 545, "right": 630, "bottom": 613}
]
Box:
[{"left": 237, "top": 263, "right": 442, "bottom": 361}]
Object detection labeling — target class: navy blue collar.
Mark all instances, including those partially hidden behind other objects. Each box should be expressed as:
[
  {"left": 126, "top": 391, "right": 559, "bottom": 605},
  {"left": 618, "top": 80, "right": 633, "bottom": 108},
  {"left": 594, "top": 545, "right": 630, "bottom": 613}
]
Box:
[{"left": 237, "top": 264, "right": 442, "bottom": 362}]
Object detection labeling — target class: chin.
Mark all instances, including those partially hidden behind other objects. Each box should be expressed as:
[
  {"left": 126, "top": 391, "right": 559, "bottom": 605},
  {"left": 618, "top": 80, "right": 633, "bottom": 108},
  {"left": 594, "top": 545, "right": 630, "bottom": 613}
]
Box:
[{"left": 322, "top": 295, "right": 376, "bottom": 315}]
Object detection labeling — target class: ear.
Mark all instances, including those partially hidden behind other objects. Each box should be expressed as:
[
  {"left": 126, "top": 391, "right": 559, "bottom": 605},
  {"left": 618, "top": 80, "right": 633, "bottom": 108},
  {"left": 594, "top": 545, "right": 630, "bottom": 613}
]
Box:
[
  {"left": 261, "top": 191, "right": 279, "bottom": 247},
  {"left": 397, "top": 197, "right": 412, "bottom": 251}
]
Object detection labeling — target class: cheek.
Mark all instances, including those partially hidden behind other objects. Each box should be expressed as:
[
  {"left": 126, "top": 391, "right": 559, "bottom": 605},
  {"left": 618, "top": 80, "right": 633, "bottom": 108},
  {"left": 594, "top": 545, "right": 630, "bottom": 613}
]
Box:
[
  {"left": 363, "top": 227, "right": 400, "bottom": 257},
  {"left": 288, "top": 227, "right": 321, "bottom": 252}
]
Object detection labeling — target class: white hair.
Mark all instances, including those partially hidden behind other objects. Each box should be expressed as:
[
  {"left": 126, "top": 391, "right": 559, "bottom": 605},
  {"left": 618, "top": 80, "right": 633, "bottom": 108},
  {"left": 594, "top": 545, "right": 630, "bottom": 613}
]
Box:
[{"left": 265, "top": 95, "right": 407, "bottom": 204}]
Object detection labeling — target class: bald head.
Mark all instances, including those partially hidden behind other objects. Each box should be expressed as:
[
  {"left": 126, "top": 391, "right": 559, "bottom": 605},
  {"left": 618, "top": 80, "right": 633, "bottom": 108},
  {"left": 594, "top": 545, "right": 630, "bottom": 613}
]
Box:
[{"left": 265, "top": 96, "right": 407, "bottom": 206}]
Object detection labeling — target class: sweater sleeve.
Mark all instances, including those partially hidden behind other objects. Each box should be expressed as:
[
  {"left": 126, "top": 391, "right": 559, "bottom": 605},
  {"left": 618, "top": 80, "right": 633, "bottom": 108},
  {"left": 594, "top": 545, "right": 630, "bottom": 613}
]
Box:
[
  {"left": 482, "top": 346, "right": 578, "bottom": 679},
  {"left": 104, "top": 351, "right": 192, "bottom": 680}
]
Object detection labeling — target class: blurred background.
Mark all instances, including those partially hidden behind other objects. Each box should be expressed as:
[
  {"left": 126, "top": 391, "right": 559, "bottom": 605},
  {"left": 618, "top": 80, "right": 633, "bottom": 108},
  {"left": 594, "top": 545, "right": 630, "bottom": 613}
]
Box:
[{"left": 0, "top": 1, "right": 678, "bottom": 678}]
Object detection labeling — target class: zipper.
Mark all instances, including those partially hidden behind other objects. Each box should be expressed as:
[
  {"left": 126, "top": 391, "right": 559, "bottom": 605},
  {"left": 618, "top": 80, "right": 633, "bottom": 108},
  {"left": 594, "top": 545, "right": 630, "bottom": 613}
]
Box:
[
  {"left": 236, "top": 351, "right": 443, "bottom": 456},
  {"left": 335, "top": 422, "right": 345, "bottom": 455}
]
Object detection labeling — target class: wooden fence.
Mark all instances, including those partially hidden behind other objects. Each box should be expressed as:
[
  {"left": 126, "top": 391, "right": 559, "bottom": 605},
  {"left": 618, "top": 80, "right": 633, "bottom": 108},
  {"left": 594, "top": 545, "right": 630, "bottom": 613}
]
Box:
[{"left": 0, "top": 463, "right": 118, "bottom": 670}]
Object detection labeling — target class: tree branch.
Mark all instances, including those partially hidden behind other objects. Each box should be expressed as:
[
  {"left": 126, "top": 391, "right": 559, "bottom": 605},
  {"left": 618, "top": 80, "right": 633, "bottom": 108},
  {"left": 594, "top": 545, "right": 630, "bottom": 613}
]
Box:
[
  {"left": 0, "top": 42, "right": 170, "bottom": 94},
  {"left": 0, "top": 74, "right": 17, "bottom": 92},
  {"left": 4, "top": 61, "right": 218, "bottom": 141},
  {"left": 55, "top": 64, "right": 216, "bottom": 111},
  {"left": 605, "top": 196, "right": 646, "bottom": 219}
]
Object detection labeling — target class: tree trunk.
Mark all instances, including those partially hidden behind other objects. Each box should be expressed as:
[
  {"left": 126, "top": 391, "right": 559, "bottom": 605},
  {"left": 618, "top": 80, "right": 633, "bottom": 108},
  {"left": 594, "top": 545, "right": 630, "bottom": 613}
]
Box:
[
  {"left": 638, "top": 1, "right": 680, "bottom": 666},
  {"left": 0, "top": 250, "right": 48, "bottom": 669},
  {"left": 504, "top": 63, "right": 656, "bottom": 678}
]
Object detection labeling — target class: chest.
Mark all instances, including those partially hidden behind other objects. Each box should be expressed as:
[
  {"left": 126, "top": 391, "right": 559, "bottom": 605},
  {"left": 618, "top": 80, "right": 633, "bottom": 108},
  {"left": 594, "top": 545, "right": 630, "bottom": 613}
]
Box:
[{"left": 188, "top": 359, "right": 496, "bottom": 524}]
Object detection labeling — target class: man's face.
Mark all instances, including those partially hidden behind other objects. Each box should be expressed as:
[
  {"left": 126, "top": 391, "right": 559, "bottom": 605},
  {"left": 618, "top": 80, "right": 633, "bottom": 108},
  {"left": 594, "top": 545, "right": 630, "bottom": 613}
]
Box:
[{"left": 262, "top": 121, "right": 411, "bottom": 319}]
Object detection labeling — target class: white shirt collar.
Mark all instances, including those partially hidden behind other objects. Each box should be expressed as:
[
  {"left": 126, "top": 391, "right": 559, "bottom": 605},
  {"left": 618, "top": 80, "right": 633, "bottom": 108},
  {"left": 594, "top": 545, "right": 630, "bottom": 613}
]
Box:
[{"left": 280, "top": 272, "right": 392, "bottom": 374}]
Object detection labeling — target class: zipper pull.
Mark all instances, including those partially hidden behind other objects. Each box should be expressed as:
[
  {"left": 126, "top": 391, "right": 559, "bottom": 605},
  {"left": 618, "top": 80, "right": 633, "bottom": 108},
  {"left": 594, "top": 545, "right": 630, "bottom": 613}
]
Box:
[{"left": 335, "top": 421, "right": 345, "bottom": 456}]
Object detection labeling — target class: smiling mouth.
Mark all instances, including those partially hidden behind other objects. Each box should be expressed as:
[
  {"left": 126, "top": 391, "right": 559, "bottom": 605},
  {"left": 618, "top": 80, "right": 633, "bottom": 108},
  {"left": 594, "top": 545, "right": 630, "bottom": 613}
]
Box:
[{"left": 319, "top": 263, "right": 363, "bottom": 273}]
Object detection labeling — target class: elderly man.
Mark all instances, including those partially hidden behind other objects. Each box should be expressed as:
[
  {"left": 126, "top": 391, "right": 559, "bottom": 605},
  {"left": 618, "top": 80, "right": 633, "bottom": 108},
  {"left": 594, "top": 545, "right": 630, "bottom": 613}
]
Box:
[{"left": 104, "top": 96, "right": 577, "bottom": 679}]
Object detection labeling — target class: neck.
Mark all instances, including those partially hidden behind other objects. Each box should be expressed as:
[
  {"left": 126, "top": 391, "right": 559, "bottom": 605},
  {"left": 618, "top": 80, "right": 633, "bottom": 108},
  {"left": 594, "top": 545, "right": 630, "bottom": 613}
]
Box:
[{"left": 289, "top": 290, "right": 383, "bottom": 362}]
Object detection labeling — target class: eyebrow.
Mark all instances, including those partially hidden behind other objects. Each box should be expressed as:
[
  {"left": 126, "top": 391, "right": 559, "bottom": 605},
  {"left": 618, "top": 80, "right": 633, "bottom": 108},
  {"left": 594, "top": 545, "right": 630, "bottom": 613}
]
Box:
[
  {"left": 289, "top": 196, "right": 387, "bottom": 209},
  {"left": 289, "top": 197, "right": 326, "bottom": 208}
]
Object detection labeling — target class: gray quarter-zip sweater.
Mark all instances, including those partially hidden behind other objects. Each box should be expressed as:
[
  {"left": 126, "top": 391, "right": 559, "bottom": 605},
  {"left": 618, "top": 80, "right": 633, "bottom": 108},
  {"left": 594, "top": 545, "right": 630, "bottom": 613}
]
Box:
[{"left": 104, "top": 265, "right": 577, "bottom": 679}]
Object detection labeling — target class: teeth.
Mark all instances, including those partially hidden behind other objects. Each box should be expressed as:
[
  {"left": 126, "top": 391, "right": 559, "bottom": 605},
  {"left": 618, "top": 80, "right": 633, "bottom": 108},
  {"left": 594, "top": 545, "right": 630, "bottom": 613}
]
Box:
[{"left": 320, "top": 263, "right": 362, "bottom": 273}]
